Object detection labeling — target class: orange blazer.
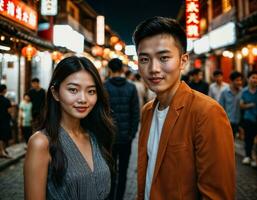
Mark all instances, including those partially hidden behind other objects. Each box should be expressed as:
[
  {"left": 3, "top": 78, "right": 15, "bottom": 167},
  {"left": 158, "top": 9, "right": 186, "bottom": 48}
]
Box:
[{"left": 137, "top": 82, "right": 235, "bottom": 200}]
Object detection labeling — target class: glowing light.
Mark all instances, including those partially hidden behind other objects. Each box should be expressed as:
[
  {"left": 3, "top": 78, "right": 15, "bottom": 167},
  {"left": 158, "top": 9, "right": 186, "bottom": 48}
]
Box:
[
  {"left": 252, "top": 47, "right": 257, "bottom": 56},
  {"left": 241, "top": 47, "right": 249, "bottom": 56},
  {"left": 236, "top": 53, "right": 242, "bottom": 59}
]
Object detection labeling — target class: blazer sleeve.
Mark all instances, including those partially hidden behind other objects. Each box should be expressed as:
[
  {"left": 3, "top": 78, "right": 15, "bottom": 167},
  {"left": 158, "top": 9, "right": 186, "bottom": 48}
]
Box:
[{"left": 194, "top": 103, "right": 236, "bottom": 200}]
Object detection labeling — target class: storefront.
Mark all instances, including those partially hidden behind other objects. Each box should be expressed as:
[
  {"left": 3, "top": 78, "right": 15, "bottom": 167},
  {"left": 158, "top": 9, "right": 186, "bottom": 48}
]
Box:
[{"left": 0, "top": 0, "right": 66, "bottom": 104}]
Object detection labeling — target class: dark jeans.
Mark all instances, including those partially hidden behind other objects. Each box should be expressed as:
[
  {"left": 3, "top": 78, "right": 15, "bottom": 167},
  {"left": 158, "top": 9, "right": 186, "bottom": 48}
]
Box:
[
  {"left": 110, "top": 142, "right": 132, "bottom": 200},
  {"left": 21, "top": 126, "right": 32, "bottom": 143},
  {"left": 230, "top": 122, "right": 239, "bottom": 138},
  {"left": 242, "top": 120, "right": 257, "bottom": 158}
]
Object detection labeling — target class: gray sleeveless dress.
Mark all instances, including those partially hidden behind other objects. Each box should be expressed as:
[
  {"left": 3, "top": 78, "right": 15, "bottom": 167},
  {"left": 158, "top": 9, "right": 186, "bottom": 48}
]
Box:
[{"left": 46, "top": 127, "right": 111, "bottom": 200}]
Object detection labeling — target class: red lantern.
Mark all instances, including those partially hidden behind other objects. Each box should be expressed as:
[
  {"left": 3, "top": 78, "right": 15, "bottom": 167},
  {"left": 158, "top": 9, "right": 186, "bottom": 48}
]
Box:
[
  {"left": 51, "top": 51, "right": 63, "bottom": 62},
  {"left": 21, "top": 45, "right": 37, "bottom": 61},
  {"left": 91, "top": 45, "right": 104, "bottom": 57}
]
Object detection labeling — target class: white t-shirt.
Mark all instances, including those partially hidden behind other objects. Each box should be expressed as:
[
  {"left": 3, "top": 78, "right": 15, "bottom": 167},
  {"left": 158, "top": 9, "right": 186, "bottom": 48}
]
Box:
[
  {"left": 145, "top": 103, "right": 169, "bottom": 200},
  {"left": 208, "top": 82, "right": 229, "bottom": 101}
]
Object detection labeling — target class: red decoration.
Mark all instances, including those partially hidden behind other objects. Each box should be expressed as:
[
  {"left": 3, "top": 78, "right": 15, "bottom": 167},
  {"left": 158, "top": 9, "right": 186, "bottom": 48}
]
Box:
[
  {"left": 51, "top": 51, "right": 63, "bottom": 62},
  {"left": 21, "top": 45, "right": 37, "bottom": 60},
  {"left": 186, "top": 0, "right": 200, "bottom": 39}
]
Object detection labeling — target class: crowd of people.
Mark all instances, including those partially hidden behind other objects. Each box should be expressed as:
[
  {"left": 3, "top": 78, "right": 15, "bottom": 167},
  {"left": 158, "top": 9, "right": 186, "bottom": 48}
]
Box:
[
  {"left": 0, "top": 16, "right": 256, "bottom": 200},
  {"left": 182, "top": 67, "right": 257, "bottom": 168}
]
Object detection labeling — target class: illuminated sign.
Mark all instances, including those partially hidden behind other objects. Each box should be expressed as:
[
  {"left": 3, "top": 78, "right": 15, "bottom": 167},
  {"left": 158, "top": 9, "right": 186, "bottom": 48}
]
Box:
[
  {"left": 41, "top": 0, "right": 58, "bottom": 16},
  {"left": 186, "top": 0, "right": 200, "bottom": 39},
  {"left": 209, "top": 22, "right": 236, "bottom": 49},
  {"left": 0, "top": 0, "right": 37, "bottom": 30},
  {"left": 193, "top": 35, "right": 210, "bottom": 54},
  {"left": 96, "top": 15, "right": 105, "bottom": 45},
  {"left": 53, "top": 25, "right": 84, "bottom": 53}
]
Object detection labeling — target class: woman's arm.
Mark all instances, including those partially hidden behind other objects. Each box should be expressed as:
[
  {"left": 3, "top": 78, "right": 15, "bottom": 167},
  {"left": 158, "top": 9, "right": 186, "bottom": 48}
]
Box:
[{"left": 24, "top": 132, "right": 51, "bottom": 200}]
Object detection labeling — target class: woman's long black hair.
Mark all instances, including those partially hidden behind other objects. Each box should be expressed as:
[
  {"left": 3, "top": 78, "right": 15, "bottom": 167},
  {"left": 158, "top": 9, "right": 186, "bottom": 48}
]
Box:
[{"left": 39, "top": 56, "right": 115, "bottom": 183}]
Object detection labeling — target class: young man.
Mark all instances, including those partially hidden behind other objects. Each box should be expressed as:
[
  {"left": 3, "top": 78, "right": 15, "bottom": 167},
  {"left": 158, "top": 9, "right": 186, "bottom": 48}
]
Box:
[
  {"left": 208, "top": 69, "right": 229, "bottom": 101},
  {"left": 28, "top": 78, "right": 46, "bottom": 129},
  {"left": 104, "top": 58, "right": 140, "bottom": 200},
  {"left": 133, "top": 16, "right": 235, "bottom": 200},
  {"left": 188, "top": 68, "right": 209, "bottom": 95},
  {"left": 240, "top": 70, "right": 257, "bottom": 167},
  {"left": 219, "top": 71, "right": 243, "bottom": 138}
]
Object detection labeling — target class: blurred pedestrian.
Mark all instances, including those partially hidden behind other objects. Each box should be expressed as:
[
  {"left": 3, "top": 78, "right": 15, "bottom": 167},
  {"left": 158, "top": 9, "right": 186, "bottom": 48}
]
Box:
[
  {"left": 18, "top": 93, "right": 32, "bottom": 143},
  {"left": 24, "top": 56, "right": 115, "bottom": 199},
  {"left": 28, "top": 77, "right": 46, "bottom": 130},
  {"left": 104, "top": 58, "right": 140, "bottom": 200},
  {"left": 219, "top": 71, "right": 243, "bottom": 138},
  {"left": 0, "top": 84, "right": 12, "bottom": 158},
  {"left": 134, "top": 73, "right": 146, "bottom": 110},
  {"left": 133, "top": 16, "right": 235, "bottom": 200},
  {"left": 125, "top": 70, "right": 135, "bottom": 82},
  {"left": 208, "top": 69, "right": 229, "bottom": 101},
  {"left": 240, "top": 70, "right": 257, "bottom": 167},
  {"left": 188, "top": 68, "right": 209, "bottom": 95}
]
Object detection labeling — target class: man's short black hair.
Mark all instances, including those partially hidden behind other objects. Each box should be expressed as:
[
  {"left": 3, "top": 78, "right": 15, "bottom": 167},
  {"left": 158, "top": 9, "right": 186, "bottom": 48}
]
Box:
[
  {"left": 247, "top": 70, "right": 257, "bottom": 78},
  {"left": 31, "top": 78, "right": 40, "bottom": 83},
  {"left": 213, "top": 70, "right": 223, "bottom": 77},
  {"left": 229, "top": 71, "right": 243, "bottom": 81},
  {"left": 108, "top": 58, "right": 123, "bottom": 72},
  {"left": 0, "top": 84, "right": 7, "bottom": 93},
  {"left": 133, "top": 16, "right": 187, "bottom": 54},
  {"left": 191, "top": 68, "right": 202, "bottom": 76}
]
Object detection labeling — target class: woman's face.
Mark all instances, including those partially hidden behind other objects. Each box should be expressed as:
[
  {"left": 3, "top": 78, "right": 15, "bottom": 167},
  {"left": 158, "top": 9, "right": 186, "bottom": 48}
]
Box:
[{"left": 53, "top": 70, "right": 98, "bottom": 120}]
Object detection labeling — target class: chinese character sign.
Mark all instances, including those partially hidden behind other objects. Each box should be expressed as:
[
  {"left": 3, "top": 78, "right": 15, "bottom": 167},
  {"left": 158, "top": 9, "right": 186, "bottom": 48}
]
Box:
[
  {"left": 186, "top": 0, "right": 200, "bottom": 39},
  {"left": 0, "top": 0, "right": 37, "bottom": 31}
]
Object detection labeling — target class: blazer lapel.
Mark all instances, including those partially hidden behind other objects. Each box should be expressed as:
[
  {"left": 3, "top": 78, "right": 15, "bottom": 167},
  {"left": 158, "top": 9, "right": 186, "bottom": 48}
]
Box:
[{"left": 151, "top": 82, "right": 189, "bottom": 184}]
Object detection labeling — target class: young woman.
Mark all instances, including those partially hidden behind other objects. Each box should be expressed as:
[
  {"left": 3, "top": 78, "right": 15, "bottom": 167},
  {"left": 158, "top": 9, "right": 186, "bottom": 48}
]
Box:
[
  {"left": 18, "top": 93, "right": 32, "bottom": 143},
  {"left": 24, "top": 56, "right": 115, "bottom": 200}
]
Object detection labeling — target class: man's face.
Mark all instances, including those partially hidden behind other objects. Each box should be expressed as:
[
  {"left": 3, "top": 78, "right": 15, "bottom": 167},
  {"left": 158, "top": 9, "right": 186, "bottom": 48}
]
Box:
[
  {"left": 137, "top": 34, "right": 188, "bottom": 95},
  {"left": 193, "top": 72, "right": 203, "bottom": 83},
  {"left": 214, "top": 74, "right": 223, "bottom": 84},
  {"left": 31, "top": 81, "right": 39, "bottom": 89},
  {"left": 232, "top": 77, "right": 243, "bottom": 89},
  {"left": 248, "top": 74, "right": 257, "bottom": 87}
]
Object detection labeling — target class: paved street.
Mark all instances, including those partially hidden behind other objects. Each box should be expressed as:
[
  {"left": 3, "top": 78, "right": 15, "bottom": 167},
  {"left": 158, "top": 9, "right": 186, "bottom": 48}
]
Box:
[{"left": 0, "top": 138, "right": 256, "bottom": 200}]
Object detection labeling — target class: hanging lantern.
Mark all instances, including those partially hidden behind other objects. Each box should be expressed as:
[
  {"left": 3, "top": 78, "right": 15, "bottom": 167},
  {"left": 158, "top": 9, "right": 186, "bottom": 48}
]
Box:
[
  {"left": 51, "top": 51, "right": 63, "bottom": 62},
  {"left": 21, "top": 45, "right": 37, "bottom": 61},
  {"left": 91, "top": 45, "right": 104, "bottom": 57}
]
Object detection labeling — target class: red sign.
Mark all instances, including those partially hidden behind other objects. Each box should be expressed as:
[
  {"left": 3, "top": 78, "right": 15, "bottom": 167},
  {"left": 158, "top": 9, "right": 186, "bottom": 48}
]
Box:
[
  {"left": 186, "top": 0, "right": 200, "bottom": 39},
  {"left": 0, "top": 0, "right": 37, "bottom": 31}
]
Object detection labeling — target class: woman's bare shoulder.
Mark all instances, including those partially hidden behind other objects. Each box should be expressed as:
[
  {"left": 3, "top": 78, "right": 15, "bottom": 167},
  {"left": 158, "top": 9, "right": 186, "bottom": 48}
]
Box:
[{"left": 27, "top": 131, "right": 50, "bottom": 152}]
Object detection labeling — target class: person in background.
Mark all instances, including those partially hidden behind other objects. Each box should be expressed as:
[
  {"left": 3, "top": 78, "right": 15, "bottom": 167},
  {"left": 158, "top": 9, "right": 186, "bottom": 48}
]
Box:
[
  {"left": 189, "top": 68, "right": 209, "bottom": 95},
  {"left": 219, "top": 71, "right": 243, "bottom": 138},
  {"left": 0, "top": 84, "right": 12, "bottom": 158},
  {"left": 125, "top": 70, "right": 135, "bottom": 82},
  {"left": 133, "top": 16, "right": 235, "bottom": 200},
  {"left": 208, "top": 69, "right": 229, "bottom": 101},
  {"left": 28, "top": 78, "right": 46, "bottom": 129},
  {"left": 18, "top": 93, "right": 32, "bottom": 143},
  {"left": 24, "top": 56, "right": 115, "bottom": 200},
  {"left": 104, "top": 58, "right": 140, "bottom": 200},
  {"left": 240, "top": 70, "right": 257, "bottom": 167},
  {"left": 134, "top": 73, "right": 146, "bottom": 110}
]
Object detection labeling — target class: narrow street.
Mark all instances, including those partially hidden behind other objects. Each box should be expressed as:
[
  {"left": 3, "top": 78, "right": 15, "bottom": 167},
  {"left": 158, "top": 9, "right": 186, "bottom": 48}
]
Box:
[{"left": 0, "top": 136, "right": 256, "bottom": 200}]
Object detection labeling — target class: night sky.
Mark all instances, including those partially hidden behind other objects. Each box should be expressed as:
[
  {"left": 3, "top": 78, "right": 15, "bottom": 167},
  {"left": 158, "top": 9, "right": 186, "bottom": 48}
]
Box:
[{"left": 85, "top": 0, "right": 183, "bottom": 44}]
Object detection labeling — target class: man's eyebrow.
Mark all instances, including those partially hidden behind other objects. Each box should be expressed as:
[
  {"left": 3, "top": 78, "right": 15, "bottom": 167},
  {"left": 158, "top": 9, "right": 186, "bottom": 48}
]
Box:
[
  {"left": 138, "top": 50, "right": 171, "bottom": 57},
  {"left": 138, "top": 52, "right": 149, "bottom": 57}
]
